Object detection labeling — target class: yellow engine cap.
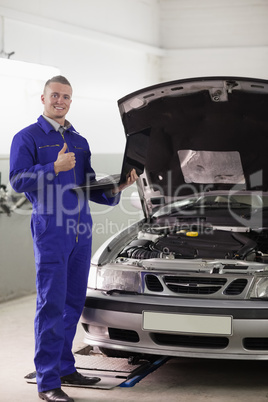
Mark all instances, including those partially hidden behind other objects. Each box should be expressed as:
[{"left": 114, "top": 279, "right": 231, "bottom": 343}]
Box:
[{"left": 186, "top": 231, "right": 198, "bottom": 237}]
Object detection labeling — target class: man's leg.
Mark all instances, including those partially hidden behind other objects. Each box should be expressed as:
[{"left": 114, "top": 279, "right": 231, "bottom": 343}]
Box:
[
  {"left": 34, "top": 257, "right": 68, "bottom": 392},
  {"left": 60, "top": 243, "right": 91, "bottom": 377}
]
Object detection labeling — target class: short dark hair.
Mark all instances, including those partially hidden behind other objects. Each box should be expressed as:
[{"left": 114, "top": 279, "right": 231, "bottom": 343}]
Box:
[{"left": 44, "top": 75, "right": 72, "bottom": 92}]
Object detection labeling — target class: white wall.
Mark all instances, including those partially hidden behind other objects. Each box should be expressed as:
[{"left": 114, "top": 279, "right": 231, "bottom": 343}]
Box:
[
  {"left": 0, "top": 0, "right": 161, "bottom": 156},
  {"left": 159, "top": 0, "right": 268, "bottom": 81},
  {"left": 0, "top": 0, "right": 160, "bottom": 47}
]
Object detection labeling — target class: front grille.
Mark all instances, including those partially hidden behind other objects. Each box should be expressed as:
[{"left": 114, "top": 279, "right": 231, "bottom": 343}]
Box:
[
  {"left": 145, "top": 274, "right": 164, "bottom": 292},
  {"left": 163, "top": 276, "right": 227, "bottom": 295},
  {"left": 151, "top": 333, "right": 229, "bottom": 349},
  {"left": 108, "top": 328, "right": 140, "bottom": 343},
  {"left": 224, "top": 278, "right": 248, "bottom": 295},
  {"left": 243, "top": 338, "right": 268, "bottom": 350}
]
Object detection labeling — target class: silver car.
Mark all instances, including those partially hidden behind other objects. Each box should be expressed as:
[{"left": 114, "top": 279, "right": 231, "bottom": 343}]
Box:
[{"left": 81, "top": 76, "right": 268, "bottom": 360}]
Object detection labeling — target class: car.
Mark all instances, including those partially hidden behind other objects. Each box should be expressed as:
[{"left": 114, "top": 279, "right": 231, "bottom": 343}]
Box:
[{"left": 81, "top": 76, "right": 268, "bottom": 360}]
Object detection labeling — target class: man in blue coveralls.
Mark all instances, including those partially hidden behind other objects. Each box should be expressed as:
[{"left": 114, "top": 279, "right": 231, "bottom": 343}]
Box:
[{"left": 9, "top": 75, "right": 138, "bottom": 402}]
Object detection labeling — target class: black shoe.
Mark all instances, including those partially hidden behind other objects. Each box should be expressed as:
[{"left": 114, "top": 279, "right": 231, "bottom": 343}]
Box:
[
  {"left": 38, "top": 388, "right": 74, "bottom": 402},
  {"left": 61, "top": 370, "right": 100, "bottom": 386}
]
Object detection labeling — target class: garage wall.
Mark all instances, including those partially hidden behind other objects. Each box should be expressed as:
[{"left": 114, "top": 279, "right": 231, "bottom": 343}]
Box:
[
  {"left": 159, "top": 0, "right": 268, "bottom": 80},
  {"left": 0, "top": 0, "right": 159, "bottom": 302}
]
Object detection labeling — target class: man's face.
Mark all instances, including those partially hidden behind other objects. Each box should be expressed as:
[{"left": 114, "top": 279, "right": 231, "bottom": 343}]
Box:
[{"left": 41, "top": 82, "right": 72, "bottom": 124}]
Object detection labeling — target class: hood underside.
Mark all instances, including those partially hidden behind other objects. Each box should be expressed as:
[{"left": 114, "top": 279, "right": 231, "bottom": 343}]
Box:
[{"left": 118, "top": 77, "right": 268, "bottom": 216}]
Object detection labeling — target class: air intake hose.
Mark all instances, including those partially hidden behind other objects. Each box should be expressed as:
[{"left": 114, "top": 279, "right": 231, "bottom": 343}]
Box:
[{"left": 231, "top": 232, "right": 257, "bottom": 259}]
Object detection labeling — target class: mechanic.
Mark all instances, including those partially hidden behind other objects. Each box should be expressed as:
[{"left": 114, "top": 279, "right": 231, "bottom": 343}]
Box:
[{"left": 9, "top": 75, "right": 138, "bottom": 402}]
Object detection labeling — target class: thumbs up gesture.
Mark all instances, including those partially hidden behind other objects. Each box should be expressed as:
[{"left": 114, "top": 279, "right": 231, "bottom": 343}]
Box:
[
  {"left": 54, "top": 143, "right": 76, "bottom": 175},
  {"left": 59, "top": 142, "right": 68, "bottom": 155}
]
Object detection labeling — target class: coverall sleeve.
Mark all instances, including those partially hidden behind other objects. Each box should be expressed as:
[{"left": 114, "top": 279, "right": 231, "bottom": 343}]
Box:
[{"left": 9, "top": 132, "right": 56, "bottom": 193}]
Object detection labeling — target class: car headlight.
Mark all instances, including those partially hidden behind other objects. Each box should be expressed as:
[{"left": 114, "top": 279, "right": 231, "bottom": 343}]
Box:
[
  {"left": 95, "top": 265, "right": 142, "bottom": 292},
  {"left": 250, "top": 276, "right": 268, "bottom": 299}
]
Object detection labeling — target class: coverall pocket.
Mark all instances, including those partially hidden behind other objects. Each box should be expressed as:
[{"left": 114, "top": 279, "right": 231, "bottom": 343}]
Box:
[
  {"left": 74, "top": 145, "right": 88, "bottom": 153},
  {"left": 32, "top": 214, "right": 51, "bottom": 240}
]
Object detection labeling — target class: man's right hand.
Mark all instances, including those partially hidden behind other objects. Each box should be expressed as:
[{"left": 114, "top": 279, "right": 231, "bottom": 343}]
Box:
[{"left": 54, "top": 143, "right": 76, "bottom": 175}]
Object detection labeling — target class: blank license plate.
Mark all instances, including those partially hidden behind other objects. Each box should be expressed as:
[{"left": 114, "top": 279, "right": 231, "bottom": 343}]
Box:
[{"left": 143, "top": 311, "right": 232, "bottom": 335}]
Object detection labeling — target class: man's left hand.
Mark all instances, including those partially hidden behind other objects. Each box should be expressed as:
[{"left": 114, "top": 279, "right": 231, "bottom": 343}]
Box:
[{"left": 112, "top": 169, "right": 139, "bottom": 195}]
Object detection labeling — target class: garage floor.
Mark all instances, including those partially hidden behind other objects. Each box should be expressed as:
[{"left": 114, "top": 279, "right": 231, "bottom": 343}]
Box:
[{"left": 1, "top": 295, "right": 268, "bottom": 402}]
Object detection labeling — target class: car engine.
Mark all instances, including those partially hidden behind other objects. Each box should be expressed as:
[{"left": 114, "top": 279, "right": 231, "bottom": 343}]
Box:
[{"left": 118, "top": 227, "right": 268, "bottom": 263}]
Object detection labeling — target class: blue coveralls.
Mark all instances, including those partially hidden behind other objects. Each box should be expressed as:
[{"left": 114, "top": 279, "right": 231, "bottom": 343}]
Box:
[{"left": 9, "top": 115, "right": 120, "bottom": 392}]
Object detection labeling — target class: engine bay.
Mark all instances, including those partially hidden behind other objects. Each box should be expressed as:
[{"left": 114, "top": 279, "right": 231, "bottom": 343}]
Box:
[{"left": 118, "top": 226, "right": 268, "bottom": 263}]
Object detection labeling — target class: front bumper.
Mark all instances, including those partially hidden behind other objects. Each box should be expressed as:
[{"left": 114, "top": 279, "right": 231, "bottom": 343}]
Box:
[{"left": 81, "top": 289, "right": 268, "bottom": 360}]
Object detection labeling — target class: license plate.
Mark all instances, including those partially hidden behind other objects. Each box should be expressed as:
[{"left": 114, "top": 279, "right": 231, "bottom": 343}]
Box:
[{"left": 143, "top": 311, "right": 232, "bottom": 335}]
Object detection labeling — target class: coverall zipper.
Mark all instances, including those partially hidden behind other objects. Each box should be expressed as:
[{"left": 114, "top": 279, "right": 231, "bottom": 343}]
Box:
[{"left": 60, "top": 131, "right": 80, "bottom": 243}]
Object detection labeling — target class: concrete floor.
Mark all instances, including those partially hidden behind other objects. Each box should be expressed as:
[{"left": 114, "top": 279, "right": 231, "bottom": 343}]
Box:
[{"left": 1, "top": 295, "right": 268, "bottom": 402}]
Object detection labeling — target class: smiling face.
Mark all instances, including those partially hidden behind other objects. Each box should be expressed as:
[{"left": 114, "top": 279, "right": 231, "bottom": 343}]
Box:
[{"left": 41, "top": 82, "right": 72, "bottom": 125}]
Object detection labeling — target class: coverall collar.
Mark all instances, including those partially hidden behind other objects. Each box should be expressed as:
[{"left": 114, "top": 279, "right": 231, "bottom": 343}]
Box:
[{"left": 38, "top": 115, "right": 72, "bottom": 135}]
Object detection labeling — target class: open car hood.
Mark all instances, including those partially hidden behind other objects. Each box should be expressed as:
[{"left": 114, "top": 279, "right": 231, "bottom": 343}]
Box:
[{"left": 117, "top": 77, "right": 268, "bottom": 218}]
